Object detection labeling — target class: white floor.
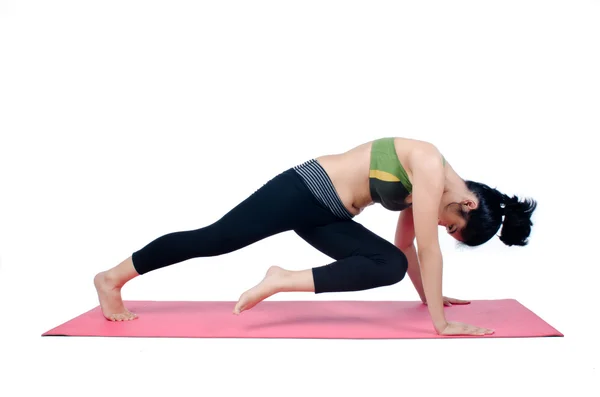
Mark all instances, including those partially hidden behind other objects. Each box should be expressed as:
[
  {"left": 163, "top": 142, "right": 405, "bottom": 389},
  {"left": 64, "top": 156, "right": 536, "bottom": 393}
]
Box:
[
  {"left": 2, "top": 317, "right": 594, "bottom": 397},
  {"left": 12, "top": 335, "right": 585, "bottom": 397}
]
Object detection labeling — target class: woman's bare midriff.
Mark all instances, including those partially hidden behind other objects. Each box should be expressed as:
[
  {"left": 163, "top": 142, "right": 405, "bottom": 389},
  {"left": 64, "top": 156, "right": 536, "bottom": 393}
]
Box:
[
  {"left": 315, "top": 137, "right": 429, "bottom": 216},
  {"left": 315, "top": 142, "right": 372, "bottom": 216}
]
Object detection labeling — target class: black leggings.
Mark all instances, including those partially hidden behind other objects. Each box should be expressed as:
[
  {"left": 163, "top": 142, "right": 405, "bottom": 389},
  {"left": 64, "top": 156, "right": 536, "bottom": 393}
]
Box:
[{"left": 131, "top": 167, "right": 408, "bottom": 293}]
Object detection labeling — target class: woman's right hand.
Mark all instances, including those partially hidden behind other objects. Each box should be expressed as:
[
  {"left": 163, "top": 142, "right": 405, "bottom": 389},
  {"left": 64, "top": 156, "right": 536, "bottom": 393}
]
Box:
[{"left": 438, "top": 321, "right": 495, "bottom": 336}]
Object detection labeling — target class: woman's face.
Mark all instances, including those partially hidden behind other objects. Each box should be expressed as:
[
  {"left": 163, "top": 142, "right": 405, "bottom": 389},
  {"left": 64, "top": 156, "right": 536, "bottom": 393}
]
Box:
[
  {"left": 438, "top": 197, "right": 478, "bottom": 241},
  {"left": 438, "top": 203, "right": 467, "bottom": 240}
]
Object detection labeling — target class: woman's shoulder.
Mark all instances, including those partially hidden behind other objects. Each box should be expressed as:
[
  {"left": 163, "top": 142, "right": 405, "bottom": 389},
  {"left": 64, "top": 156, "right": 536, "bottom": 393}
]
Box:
[{"left": 390, "top": 137, "right": 442, "bottom": 160}]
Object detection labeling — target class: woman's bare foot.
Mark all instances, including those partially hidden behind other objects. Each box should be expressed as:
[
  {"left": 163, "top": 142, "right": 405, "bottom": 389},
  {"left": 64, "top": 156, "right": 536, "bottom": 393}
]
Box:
[
  {"left": 233, "top": 266, "right": 286, "bottom": 314},
  {"left": 94, "top": 271, "right": 138, "bottom": 321},
  {"left": 233, "top": 265, "right": 315, "bottom": 314}
]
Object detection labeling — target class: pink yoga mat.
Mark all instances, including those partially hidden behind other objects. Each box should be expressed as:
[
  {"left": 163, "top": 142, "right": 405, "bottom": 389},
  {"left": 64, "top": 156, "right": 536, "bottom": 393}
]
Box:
[{"left": 42, "top": 299, "right": 562, "bottom": 339}]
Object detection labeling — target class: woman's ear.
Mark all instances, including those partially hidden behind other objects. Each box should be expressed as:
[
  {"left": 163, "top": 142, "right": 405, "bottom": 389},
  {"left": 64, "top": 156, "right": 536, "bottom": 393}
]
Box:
[{"left": 461, "top": 199, "right": 478, "bottom": 211}]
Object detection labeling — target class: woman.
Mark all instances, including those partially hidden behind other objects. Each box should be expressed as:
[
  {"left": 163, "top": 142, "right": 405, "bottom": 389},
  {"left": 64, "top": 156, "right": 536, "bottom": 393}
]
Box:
[{"left": 94, "top": 137, "right": 536, "bottom": 336}]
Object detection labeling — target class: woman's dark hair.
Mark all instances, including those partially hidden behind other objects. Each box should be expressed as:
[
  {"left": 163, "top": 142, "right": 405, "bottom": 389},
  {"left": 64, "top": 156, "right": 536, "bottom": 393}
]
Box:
[{"left": 460, "top": 181, "right": 537, "bottom": 247}]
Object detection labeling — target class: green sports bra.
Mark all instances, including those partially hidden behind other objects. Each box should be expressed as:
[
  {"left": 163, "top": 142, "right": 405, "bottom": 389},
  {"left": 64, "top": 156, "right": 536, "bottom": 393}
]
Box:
[{"left": 369, "top": 137, "right": 445, "bottom": 211}]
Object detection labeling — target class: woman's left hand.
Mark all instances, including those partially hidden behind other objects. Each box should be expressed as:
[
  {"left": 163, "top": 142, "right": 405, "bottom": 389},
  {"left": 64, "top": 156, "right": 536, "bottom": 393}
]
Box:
[
  {"left": 423, "top": 296, "right": 471, "bottom": 306},
  {"left": 442, "top": 296, "right": 470, "bottom": 306}
]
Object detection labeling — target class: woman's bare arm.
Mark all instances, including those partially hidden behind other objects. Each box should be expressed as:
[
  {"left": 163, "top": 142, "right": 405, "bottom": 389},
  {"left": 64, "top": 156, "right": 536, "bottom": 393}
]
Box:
[
  {"left": 409, "top": 146, "right": 448, "bottom": 333},
  {"left": 394, "top": 209, "right": 426, "bottom": 302},
  {"left": 407, "top": 144, "right": 494, "bottom": 336},
  {"left": 395, "top": 202, "right": 472, "bottom": 307}
]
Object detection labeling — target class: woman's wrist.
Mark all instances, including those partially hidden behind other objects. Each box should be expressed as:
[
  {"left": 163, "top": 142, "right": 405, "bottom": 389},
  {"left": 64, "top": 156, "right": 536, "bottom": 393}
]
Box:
[{"left": 434, "top": 320, "right": 448, "bottom": 333}]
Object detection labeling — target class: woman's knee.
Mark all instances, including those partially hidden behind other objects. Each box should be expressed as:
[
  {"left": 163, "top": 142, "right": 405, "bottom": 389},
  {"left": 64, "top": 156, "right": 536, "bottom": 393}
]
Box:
[{"left": 372, "top": 248, "right": 408, "bottom": 286}]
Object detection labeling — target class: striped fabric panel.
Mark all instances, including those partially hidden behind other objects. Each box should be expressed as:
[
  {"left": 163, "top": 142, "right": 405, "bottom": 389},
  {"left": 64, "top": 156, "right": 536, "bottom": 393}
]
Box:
[{"left": 293, "top": 159, "right": 354, "bottom": 220}]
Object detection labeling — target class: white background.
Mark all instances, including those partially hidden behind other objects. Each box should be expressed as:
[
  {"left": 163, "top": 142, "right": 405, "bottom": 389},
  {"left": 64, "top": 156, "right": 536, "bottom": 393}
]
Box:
[{"left": 1, "top": 1, "right": 598, "bottom": 396}]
